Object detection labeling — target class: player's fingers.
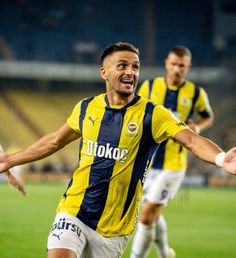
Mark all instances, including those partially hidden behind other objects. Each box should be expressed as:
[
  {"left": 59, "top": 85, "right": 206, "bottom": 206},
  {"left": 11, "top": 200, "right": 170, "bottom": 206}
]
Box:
[{"left": 18, "top": 184, "right": 27, "bottom": 196}]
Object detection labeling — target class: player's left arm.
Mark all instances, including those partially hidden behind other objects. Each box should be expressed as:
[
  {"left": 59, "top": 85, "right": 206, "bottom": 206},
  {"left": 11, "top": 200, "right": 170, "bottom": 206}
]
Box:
[
  {"left": 174, "top": 128, "right": 236, "bottom": 175},
  {"left": 5, "top": 170, "right": 27, "bottom": 196},
  {"left": 188, "top": 88, "right": 214, "bottom": 134}
]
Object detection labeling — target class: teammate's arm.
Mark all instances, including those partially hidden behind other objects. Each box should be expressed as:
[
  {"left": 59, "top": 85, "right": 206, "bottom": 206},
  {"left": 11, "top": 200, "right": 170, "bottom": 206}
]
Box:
[
  {"left": 187, "top": 116, "right": 214, "bottom": 134},
  {"left": 138, "top": 80, "right": 150, "bottom": 98},
  {"left": 0, "top": 123, "right": 80, "bottom": 173},
  {"left": 174, "top": 128, "right": 236, "bottom": 175},
  {"left": 188, "top": 88, "right": 214, "bottom": 134}
]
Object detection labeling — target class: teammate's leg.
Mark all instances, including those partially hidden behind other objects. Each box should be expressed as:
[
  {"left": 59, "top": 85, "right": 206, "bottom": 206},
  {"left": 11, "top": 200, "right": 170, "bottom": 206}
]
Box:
[
  {"left": 131, "top": 169, "right": 184, "bottom": 258},
  {"left": 154, "top": 214, "right": 169, "bottom": 257},
  {"left": 130, "top": 202, "right": 162, "bottom": 258}
]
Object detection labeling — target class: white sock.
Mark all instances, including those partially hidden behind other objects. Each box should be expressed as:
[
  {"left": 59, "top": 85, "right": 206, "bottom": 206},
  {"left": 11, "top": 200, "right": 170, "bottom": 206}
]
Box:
[
  {"left": 130, "top": 222, "right": 155, "bottom": 258},
  {"left": 154, "top": 215, "right": 169, "bottom": 258}
]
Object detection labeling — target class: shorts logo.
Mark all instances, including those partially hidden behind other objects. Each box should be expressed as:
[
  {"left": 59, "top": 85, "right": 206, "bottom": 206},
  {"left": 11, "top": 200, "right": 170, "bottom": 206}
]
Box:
[
  {"left": 51, "top": 218, "right": 82, "bottom": 238},
  {"left": 126, "top": 122, "right": 138, "bottom": 134},
  {"left": 52, "top": 232, "right": 63, "bottom": 240},
  {"left": 160, "top": 189, "right": 168, "bottom": 200}
]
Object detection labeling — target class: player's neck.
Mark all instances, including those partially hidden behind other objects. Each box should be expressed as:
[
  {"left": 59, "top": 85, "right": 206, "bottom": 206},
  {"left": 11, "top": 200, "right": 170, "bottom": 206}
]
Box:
[
  {"left": 165, "top": 77, "right": 185, "bottom": 88},
  {"left": 106, "top": 91, "right": 135, "bottom": 106}
]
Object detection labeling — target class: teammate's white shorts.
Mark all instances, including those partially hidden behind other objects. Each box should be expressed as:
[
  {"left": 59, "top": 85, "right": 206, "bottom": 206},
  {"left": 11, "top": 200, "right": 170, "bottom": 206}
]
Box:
[
  {"left": 142, "top": 168, "right": 186, "bottom": 205},
  {"left": 47, "top": 212, "right": 131, "bottom": 258}
]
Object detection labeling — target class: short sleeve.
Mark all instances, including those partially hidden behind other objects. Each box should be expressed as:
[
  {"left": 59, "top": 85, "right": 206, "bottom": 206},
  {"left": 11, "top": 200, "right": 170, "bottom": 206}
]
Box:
[
  {"left": 194, "top": 88, "right": 213, "bottom": 117},
  {"left": 66, "top": 101, "right": 82, "bottom": 134},
  {"left": 138, "top": 80, "right": 150, "bottom": 99},
  {"left": 152, "top": 105, "right": 189, "bottom": 143}
]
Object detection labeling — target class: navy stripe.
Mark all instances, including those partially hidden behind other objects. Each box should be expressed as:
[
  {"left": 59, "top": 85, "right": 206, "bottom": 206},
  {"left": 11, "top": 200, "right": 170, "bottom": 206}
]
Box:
[
  {"left": 151, "top": 84, "right": 179, "bottom": 169},
  {"left": 79, "top": 97, "right": 94, "bottom": 134},
  {"left": 63, "top": 97, "right": 94, "bottom": 199},
  {"left": 121, "top": 102, "right": 157, "bottom": 219},
  {"left": 148, "top": 79, "right": 154, "bottom": 99},
  {"left": 77, "top": 106, "right": 127, "bottom": 229},
  {"left": 152, "top": 139, "right": 168, "bottom": 169},
  {"left": 63, "top": 179, "right": 73, "bottom": 198},
  {"left": 186, "top": 86, "right": 200, "bottom": 121},
  {"left": 78, "top": 97, "right": 94, "bottom": 161},
  {"left": 163, "top": 87, "right": 179, "bottom": 111}
]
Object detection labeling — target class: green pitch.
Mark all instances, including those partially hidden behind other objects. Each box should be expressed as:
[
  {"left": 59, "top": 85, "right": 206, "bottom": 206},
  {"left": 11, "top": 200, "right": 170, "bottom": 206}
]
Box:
[{"left": 0, "top": 183, "right": 236, "bottom": 258}]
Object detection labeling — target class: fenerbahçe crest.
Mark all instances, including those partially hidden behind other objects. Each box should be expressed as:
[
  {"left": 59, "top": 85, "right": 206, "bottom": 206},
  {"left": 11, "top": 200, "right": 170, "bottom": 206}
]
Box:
[{"left": 126, "top": 121, "right": 139, "bottom": 135}]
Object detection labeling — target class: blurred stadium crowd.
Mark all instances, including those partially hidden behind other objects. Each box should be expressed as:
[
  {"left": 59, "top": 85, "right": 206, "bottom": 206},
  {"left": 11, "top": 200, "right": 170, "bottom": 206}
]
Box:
[{"left": 0, "top": 0, "right": 236, "bottom": 185}]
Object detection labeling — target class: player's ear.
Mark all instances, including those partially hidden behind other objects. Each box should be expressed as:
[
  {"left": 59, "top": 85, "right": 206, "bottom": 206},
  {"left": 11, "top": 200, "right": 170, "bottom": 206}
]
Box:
[{"left": 100, "top": 66, "right": 107, "bottom": 80}]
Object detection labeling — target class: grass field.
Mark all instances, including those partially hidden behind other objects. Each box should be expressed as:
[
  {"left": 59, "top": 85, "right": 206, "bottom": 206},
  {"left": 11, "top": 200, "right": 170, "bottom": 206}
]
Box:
[{"left": 0, "top": 183, "right": 236, "bottom": 258}]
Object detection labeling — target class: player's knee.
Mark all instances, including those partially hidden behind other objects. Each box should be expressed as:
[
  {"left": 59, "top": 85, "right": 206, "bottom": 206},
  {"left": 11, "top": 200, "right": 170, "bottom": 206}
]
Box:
[{"left": 140, "top": 202, "right": 162, "bottom": 225}]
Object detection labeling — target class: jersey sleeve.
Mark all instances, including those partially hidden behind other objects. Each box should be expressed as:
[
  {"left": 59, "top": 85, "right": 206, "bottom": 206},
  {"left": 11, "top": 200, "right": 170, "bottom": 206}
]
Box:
[
  {"left": 194, "top": 88, "right": 213, "bottom": 117},
  {"left": 66, "top": 101, "right": 82, "bottom": 134},
  {"left": 152, "top": 105, "right": 189, "bottom": 143},
  {"left": 138, "top": 80, "right": 150, "bottom": 98}
]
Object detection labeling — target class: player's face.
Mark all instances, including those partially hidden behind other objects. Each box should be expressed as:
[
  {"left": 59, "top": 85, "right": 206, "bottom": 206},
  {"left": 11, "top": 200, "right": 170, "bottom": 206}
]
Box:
[
  {"left": 165, "top": 53, "right": 191, "bottom": 86},
  {"left": 100, "top": 51, "right": 140, "bottom": 97}
]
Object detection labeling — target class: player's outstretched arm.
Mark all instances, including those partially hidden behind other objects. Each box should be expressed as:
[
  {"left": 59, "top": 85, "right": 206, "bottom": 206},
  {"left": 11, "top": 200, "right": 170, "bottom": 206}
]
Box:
[
  {"left": 174, "top": 128, "right": 236, "bottom": 175},
  {"left": 5, "top": 171, "right": 27, "bottom": 196},
  {"left": 0, "top": 123, "right": 80, "bottom": 173}
]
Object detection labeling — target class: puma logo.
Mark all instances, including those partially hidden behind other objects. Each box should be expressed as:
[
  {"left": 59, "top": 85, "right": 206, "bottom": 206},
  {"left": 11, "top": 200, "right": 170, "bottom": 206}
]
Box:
[
  {"left": 52, "top": 232, "right": 63, "bottom": 240},
  {"left": 88, "top": 116, "right": 97, "bottom": 126}
]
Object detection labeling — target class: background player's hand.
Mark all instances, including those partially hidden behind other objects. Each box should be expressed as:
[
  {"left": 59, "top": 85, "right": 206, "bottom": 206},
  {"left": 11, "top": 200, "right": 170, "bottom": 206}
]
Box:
[
  {"left": 223, "top": 147, "right": 236, "bottom": 175},
  {"left": 6, "top": 171, "right": 27, "bottom": 196},
  {"left": 187, "top": 119, "right": 200, "bottom": 134}
]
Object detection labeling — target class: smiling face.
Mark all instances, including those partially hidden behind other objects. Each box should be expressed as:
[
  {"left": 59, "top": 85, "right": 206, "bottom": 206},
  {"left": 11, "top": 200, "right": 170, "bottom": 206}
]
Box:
[{"left": 100, "top": 50, "right": 140, "bottom": 99}]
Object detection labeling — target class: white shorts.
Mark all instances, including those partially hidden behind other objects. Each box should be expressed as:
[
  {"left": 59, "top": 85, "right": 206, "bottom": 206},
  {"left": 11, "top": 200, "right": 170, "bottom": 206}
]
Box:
[
  {"left": 142, "top": 168, "right": 186, "bottom": 205},
  {"left": 47, "top": 212, "right": 130, "bottom": 258}
]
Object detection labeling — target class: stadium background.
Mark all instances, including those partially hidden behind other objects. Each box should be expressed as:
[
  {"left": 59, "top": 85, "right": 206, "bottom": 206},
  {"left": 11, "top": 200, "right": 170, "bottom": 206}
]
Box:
[{"left": 0, "top": 0, "right": 236, "bottom": 257}]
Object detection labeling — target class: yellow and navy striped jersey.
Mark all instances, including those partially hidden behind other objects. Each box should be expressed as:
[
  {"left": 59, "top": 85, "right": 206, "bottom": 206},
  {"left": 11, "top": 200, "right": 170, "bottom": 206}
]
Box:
[
  {"left": 138, "top": 77, "right": 212, "bottom": 171},
  {"left": 56, "top": 93, "right": 188, "bottom": 237}
]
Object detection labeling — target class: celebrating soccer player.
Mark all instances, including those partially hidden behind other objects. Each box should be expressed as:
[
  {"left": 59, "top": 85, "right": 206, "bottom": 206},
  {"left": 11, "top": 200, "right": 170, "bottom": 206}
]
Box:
[{"left": 0, "top": 42, "right": 235, "bottom": 258}]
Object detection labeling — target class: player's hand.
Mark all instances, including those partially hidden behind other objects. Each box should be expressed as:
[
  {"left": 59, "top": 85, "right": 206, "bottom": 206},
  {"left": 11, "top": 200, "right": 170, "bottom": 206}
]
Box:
[
  {"left": 6, "top": 172, "right": 27, "bottom": 196},
  {"left": 187, "top": 119, "right": 200, "bottom": 134},
  {"left": 223, "top": 147, "right": 236, "bottom": 175}
]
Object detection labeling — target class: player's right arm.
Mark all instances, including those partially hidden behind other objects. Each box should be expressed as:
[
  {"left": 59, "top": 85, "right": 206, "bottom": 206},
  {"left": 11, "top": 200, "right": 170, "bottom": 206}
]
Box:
[{"left": 0, "top": 123, "right": 80, "bottom": 173}]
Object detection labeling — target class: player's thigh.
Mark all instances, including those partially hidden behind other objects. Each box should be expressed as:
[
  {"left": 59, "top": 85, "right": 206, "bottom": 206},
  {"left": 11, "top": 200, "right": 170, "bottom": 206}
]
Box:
[
  {"left": 87, "top": 228, "right": 130, "bottom": 258},
  {"left": 47, "top": 213, "right": 87, "bottom": 258},
  {"left": 47, "top": 248, "right": 77, "bottom": 258}
]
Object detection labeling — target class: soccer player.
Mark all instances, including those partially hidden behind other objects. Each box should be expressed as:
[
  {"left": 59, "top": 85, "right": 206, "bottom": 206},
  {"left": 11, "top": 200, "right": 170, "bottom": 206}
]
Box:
[
  {"left": 131, "top": 46, "right": 214, "bottom": 258},
  {"left": 0, "top": 42, "right": 235, "bottom": 258}
]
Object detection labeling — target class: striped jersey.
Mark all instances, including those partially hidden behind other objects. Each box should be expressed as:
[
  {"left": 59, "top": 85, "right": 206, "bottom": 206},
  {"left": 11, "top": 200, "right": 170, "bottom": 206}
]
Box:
[
  {"left": 56, "top": 93, "right": 188, "bottom": 236},
  {"left": 138, "top": 77, "right": 212, "bottom": 171}
]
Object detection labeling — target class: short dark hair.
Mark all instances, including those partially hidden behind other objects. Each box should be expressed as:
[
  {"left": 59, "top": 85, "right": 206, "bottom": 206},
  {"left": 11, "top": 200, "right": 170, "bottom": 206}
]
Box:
[
  {"left": 168, "top": 46, "right": 192, "bottom": 60},
  {"left": 100, "top": 42, "right": 139, "bottom": 65}
]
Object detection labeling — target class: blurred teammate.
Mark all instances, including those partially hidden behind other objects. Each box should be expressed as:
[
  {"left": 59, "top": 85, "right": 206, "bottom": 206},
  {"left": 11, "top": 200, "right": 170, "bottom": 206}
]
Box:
[
  {"left": 0, "top": 42, "right": 235, "bottom": 258},
  {"left": 131, "top": 46, "right": 214, "bottom": 258}
]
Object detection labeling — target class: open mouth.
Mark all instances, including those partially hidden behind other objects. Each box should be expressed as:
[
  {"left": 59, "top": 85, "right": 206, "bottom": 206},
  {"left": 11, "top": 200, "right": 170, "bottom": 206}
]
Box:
[{"left": 121, "top": 79, "right": 134, "bottom": 86}]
